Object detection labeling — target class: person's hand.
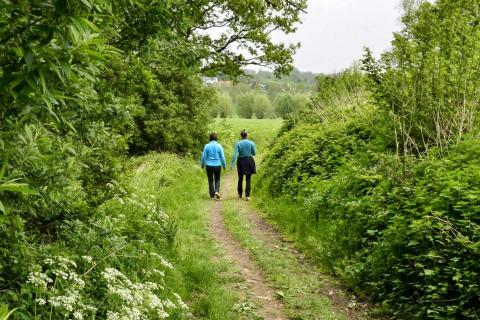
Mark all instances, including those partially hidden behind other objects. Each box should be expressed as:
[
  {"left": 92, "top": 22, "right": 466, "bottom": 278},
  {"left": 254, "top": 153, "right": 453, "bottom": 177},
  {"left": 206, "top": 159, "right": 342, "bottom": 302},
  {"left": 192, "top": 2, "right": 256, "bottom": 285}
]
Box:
[
  {"left": 223, "top": 166, "right": 226, "bottom": 170},
  {"left": 201, "top": 165, "right": 205, "bottom": 169}
]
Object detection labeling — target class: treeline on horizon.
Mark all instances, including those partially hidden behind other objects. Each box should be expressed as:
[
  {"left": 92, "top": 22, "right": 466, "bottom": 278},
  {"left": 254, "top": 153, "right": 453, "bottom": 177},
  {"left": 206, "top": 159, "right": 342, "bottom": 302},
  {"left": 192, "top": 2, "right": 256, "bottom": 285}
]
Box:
[
  {"left": 258, "top": 0, "right": 480, "bottom": 318},
  {"left": 208, "top": 68, "right": 316, "bottom": 119}
]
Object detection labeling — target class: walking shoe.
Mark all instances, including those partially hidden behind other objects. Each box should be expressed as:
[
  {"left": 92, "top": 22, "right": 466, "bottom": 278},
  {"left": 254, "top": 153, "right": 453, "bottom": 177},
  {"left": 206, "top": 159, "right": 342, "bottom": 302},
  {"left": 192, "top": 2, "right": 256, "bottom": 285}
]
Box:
[
  {"left": 238, "top": 194, "right": 242, "bottom": 199},
  {"left": 214, "top": 192, "right": 221, "bottom": 200},
  {"left": 245, "top": 197, "right": 251, "bottom": 201}
]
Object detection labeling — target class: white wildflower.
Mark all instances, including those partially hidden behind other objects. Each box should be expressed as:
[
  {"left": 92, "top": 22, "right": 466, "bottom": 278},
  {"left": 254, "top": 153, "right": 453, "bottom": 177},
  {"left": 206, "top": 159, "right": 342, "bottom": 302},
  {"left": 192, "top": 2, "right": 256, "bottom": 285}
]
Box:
[
  {"left": 148, "top": 294, "right": 163, "bottom": 309},
  {"left": 35, "top": 298, "right": 47, "bottom": 305},
  {"left": 102, "top": 268, "right": 129, "bottom": 284},
  {"left": 149, "top": 253, "right": 173, "bottom": 269},
  {"left": 163, "top": 299, "right": 175, "bottom": 309},
  {"left": 157, "top": 309, "right": 169, "bottom": 319},
  {"left": 73, "top": 311, "right": 84, "bottom": 320},
  {"left": 82, "top": 255, "right": 93, "bottom": 263},
  {"left": 68, "top": 272, "right": 85, "bottom": 288},
  {"left": 150, "top": 269, "right": 165, "bottom": 277},
  {"left": 43, "top": 258, "right": 55, "bottom": 265},
  {"left": 106, "top": 311, "right": 121, "bottom": 320},
  {"left": 27, "top": 272, "right": 53, "bottom": 289},
  {"left": 174, "top": 293, "right": 189, "bottom": 310},
  {"left": 159, "top": 257, "right": 173, "bottom": 270},
  {"left": 48, "top": 289, "right": 79, "bottom": 312},
  {"left": 57, "top": 256, "right": 77, "bottom": 270},
  {"left": 53, "top": 270, "right": 69, "bottom": 280}
]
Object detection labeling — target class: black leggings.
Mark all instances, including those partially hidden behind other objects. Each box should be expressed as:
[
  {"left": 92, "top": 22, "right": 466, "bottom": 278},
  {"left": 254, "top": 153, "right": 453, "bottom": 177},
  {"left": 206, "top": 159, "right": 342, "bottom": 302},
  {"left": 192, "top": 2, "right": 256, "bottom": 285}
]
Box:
[
  {"left": 206, "top": 166, "right": 221, "bottom": 198},
  {"left": 237, "top": 174, "right": 252, "bottom": 197}
]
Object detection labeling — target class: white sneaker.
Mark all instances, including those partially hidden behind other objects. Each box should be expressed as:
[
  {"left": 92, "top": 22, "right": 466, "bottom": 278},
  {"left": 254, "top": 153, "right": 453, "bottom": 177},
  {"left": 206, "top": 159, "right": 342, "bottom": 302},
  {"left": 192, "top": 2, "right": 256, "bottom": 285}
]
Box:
[
  {"left": 245, "top": 197, "right": 251, "bottom": 201},
  {"left": 214, "top": 192, "right": 221, "bottom": 200}
]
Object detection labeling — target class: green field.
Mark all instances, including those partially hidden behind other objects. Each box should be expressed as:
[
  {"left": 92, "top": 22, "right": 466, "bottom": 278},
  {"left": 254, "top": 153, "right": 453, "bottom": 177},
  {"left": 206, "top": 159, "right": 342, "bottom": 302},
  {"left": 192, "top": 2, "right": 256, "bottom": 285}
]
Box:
[{"left": 210, "top": 118, "right": 283, "bottom": 160}]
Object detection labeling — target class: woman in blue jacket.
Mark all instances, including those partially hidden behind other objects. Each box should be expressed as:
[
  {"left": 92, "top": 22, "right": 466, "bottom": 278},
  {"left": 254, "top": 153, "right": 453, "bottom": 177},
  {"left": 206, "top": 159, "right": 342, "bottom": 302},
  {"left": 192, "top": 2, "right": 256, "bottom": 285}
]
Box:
[
  {"left": 201, "top": 132, "right": 226, "bottom": 199},
  {"left": 230, "top": 130, "right": 256, "bottom": 201}
]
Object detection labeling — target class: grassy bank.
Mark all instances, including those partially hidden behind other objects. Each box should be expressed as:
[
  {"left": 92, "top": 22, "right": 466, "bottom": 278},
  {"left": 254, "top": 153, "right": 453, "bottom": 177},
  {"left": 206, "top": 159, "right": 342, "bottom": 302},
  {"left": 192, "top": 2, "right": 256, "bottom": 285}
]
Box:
[
  {"left": 3, "top": 152, "right": 242, "bottom": 319},
  {"left": 126, "top": 153, "right": 242, "bottom": 319}
]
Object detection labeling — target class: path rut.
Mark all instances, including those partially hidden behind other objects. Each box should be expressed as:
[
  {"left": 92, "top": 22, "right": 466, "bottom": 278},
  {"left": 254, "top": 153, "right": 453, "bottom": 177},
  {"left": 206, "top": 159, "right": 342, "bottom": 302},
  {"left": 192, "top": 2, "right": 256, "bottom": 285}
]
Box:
[{"left": 208, "top": 172, "right": 286, "bottom": 319}]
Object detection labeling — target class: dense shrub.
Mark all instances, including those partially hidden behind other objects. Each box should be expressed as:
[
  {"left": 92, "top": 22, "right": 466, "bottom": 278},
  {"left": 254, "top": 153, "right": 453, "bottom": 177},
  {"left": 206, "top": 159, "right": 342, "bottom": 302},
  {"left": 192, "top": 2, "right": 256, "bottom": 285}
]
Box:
[
  {"left": 274, "top": 92, "right": 310, "bottom": 118},
  {"left": 363, "top": 0, "right": 480, "bottom": 154},
  {"left": 259, "top": 109, "right": 480, "bottom": 318},
  {"left": 258, "top": 3, "right": 480, "bottom": 313}
]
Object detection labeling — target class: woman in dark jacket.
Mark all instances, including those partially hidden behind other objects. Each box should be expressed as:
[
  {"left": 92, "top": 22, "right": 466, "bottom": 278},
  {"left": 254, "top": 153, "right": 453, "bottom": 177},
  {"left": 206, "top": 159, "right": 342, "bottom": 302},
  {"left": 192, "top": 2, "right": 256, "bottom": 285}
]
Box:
[{"left": 230, "top": 130, "right": 256, "bottom": 201}]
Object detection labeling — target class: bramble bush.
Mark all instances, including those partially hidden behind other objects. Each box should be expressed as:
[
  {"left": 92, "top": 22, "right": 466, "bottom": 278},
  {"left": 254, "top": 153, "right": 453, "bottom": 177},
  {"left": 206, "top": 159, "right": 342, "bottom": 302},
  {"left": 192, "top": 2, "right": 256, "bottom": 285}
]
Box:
[{"left": 258, "top": 110, "right": 480, "bottom": 318}]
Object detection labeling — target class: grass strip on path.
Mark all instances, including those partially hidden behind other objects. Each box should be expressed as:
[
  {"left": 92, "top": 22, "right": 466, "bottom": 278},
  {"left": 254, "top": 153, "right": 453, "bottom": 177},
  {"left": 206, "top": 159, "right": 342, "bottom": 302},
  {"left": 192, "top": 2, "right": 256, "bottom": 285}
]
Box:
[{"left": 222, "top": 191, "right": 361, "bottom": 320}]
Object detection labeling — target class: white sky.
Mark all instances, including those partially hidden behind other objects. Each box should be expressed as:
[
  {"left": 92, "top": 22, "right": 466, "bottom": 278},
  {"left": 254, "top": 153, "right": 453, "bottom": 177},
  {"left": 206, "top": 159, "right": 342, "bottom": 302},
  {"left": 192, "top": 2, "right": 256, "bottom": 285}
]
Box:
[{"left": 271, "top": 0, "right": 403, "bottom": 73}]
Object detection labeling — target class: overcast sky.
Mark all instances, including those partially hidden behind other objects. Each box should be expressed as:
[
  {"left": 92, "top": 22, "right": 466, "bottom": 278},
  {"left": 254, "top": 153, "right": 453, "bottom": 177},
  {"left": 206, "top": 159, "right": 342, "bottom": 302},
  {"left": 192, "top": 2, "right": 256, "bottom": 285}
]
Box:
[{"left": 271, "top": 0, "right": 404, "bottom": 74}]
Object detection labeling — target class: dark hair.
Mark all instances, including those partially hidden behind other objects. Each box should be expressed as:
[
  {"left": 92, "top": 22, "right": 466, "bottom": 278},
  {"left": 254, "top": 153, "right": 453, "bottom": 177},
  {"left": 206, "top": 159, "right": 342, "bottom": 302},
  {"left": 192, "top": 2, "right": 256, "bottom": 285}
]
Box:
[
  {"left": 240, "top": 130, "right": 248, "bottom": 139},
  {"left": 209, "top": 132, "right": 218, "bottom": 141}
]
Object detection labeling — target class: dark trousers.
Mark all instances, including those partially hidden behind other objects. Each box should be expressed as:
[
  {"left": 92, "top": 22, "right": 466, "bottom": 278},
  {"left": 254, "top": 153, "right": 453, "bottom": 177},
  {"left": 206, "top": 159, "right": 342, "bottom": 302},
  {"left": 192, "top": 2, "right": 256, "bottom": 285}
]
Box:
[
  {"left": 237, "top": 174, "right": 252, "bottom": 197},
  {"left": 206, "top": 166, "right": 221, "bottom": 198}
]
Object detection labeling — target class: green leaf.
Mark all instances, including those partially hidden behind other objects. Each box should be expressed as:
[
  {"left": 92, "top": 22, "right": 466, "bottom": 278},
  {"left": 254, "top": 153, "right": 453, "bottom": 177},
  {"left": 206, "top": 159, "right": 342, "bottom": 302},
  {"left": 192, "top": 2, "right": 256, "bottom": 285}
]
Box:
[
  {"left": 79, "top": 0, "right": 93, "bottom": 10},
  {"left": 407, "top": 240, "right": 419, "bottom": 246},
  {"left": 71, "top": 16, "right": 99, "bottom": 32},
  {"left": 0, "top": 153, "right": 9, "bottom": 180},
  {"left": 423, "top": 269, "right": 435, "bottom": 276},
  {"left": 24, "top": 48, "right": 34, "bottom": 69},
  {"left": 39, "top": 67, "right": 46, "bottom": 93},
  {"left": 0, "top": 183, "right": 38, "bottom": 195},
  {"left": 0, "top": 304, "right": 17, "bottom": 320},
  {"left": 0, "top": 200, "right": 5, "bottom": 214}
]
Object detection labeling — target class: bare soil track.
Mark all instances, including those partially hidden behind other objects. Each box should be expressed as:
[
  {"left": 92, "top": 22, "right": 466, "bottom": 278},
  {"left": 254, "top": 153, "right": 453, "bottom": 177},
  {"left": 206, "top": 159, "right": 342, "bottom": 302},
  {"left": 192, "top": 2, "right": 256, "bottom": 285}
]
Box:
[{"left": 208, "top": 173, "right": 286, "bottom": 319}]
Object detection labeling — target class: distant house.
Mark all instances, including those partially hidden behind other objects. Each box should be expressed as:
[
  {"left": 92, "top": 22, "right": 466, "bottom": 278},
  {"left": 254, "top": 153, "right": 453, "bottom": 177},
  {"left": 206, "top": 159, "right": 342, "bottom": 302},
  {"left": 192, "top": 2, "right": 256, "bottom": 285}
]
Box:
[{"left": 202, "top": 77, "right": 218, "bottom": 85}]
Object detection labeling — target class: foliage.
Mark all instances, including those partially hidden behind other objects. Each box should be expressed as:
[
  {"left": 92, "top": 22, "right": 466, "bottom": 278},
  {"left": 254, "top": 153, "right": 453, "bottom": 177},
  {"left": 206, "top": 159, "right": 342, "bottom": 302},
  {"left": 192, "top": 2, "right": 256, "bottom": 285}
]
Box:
[
  {"left": 274, "top": 92, "right": 310, "bottom": 118},
  {"left": 362, "top": 0, "right": 480, "bottom": 155},
  {"left": 258, "top": 2, "right": 480, "bottom": 315},
  {"left": 252, "top": 93, "right": 272, "bottom": 119},
  {"left": 211, "top": 92, "right": 233, "bottom": 118},
  {"left": 259, "top": 108, "right": 480, "bottom": 318},
  {"left": 0, "top": 304, "right": 16, "bottom": 320},
  {"left": 236, "top": 92, "right": 257, "bottom": 119},
  {"left": 0, "top": 0, "right": 306, "bottom": 317}
]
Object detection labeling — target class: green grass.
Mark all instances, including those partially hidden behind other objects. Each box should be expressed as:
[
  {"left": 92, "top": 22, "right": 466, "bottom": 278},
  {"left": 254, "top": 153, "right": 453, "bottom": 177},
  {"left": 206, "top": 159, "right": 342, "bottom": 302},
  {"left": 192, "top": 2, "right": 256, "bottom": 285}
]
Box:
[
  {"left": 210, "top": 118, "right": 283, "bottom": 160},
  {"left": 127, "top": 153, "right": 241, "bottom": 319},
  {"left": 124, "top": 118, "right": 350, "bottom": 319},
  {"left": 221, "top": 200, "right": 349, "bottom": 320},
  {"left": 127, "top": 119, "right": 282, "bottom": 318}
]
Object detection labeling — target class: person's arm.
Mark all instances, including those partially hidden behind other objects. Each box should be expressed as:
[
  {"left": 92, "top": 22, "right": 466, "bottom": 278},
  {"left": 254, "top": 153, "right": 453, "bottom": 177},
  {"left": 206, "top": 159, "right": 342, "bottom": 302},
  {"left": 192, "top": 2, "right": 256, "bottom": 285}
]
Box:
[
  {"left": 251, "top": 141, "right": 257, "bottom": 156},
  {"left": 220, "top": 145, "right": 226, "bottom": 169},
  {"left": 230, "top": 143, "right": 239, "bottom": 169},
  {"left": 200, "top": 146, "right": 207, "bottom": 168}
]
